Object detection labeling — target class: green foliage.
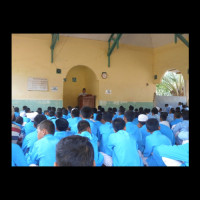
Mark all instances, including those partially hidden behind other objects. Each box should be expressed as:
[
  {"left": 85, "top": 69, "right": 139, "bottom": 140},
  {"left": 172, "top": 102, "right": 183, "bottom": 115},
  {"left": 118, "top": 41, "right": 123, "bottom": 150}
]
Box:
[{"left": 156, "top": 71, "right": 184, "bottom": 96}]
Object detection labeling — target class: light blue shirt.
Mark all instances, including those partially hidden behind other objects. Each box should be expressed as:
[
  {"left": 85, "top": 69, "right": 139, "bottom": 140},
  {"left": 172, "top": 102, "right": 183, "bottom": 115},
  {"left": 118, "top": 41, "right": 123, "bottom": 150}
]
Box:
[
  {"left": 54, "top": 130, "right": 74, "bottom": 140},
  {"left": 170, "top": 118, "right": 183, "bottom": 128},
  {"left": 99, "top": 122, "right": 115, "bottom": 155},
  {"left": 140, "top": 124, "right": 151, "bottom": 153},
  {"left": 148, "top": 114, "right": 160, "bottom": 122},
  {"left": 77, "top": 131, "right": 104, "bottom": 166},
  {"left": 167, "top": 113, "right": 174, "bottom": 123},
  {"left": 172, "top": 120, "right": 189, "bottom": 135},
  {"left": 67, "top": 117, "right": 82, "bottom": 134},
  {"left": 132, "top": 118, "right": 138, "bottom": 125},
  {"left": 83, "top": 119, "right": 98, "bottom": 137},
  {"left": 24, "top": 121, "right": 36, "bottom": 136},
  {"left": 12, "top": 143, "right": 28, "bottom": 166},
  {"left": 107, "top": 130, "right": 143, "bottom": 166},
  {"left": 159, "top": 124, "right": 175, "bottom": 145},
  {"left": 94, "top": 120, "right": 103, "bottom": 141},
  {"left": 30, "top": 134, "right": 60, "bottom": 166}
]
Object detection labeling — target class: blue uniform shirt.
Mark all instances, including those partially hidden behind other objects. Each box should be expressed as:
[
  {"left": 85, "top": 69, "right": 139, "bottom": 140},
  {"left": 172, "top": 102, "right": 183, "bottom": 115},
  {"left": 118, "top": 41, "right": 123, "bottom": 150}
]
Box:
[
  {"left": 140, "top": 124, "right": 151, "bottom": 153},
  {"left": 54, "top": 130, "right": 74, "bottom": 140},
  {"left": 12, "top": 143, "right": 28, "bottom": 166},
  {"left": 107, "top": 130, "right": 143, "bottom": 166},
  {"left": 167, "top": 113, "right": 174, "bottom": 123},
  {"left": 83, "top": 119, "right": 98, "bottom": 137},
  {"left": 67, "top": 117, "right": 82, "bottom": 134},
  {"left": 170, "top": 118, "right": 183, "bottom": 128},
  {"left": 172, "top": 120, "right": 189, "bottom": 135},
  {"left": 99, "top": 122, "right": 115, "bottom": 155},
  {"left": 14, "top": 112, "right": 20, "bottom": 118},
  {"left": 132, "top": 118, "right": 138, "bottom": 125},
  {"left": 24, "top": 121, "right": 36, "bottom": 136},
  {"left": 77, "top": 131, "right": 104, "bottom": 166},
  {"left": 159, "top": 124, "right": 175, "bottom": 145},
  {"left": 94, "top": 120, "right": 102, "bottom": 141},
  {"left": 30, "top": 134, "right": 60, "bottom": 166}
]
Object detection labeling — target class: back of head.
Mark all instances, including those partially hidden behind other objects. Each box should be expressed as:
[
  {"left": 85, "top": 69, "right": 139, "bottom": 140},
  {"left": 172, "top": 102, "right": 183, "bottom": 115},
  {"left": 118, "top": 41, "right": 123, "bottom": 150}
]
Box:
[
  {"left": 129, "top": 105, "right": 134, "bottom": 111},
  {"left": 56, "top": 111, "right": 63, "bottom": 119},
  {"left": 49, "top": 110, "right": 55, "bottom": 117},
  {"left": 146, "top": 118, "right": 159, "bottom": 133},
  {"left": 80, "top": 106, "right": 92, "bottom": 119},
  {"left": 176, "top": 107, "right": 181, "bottom": 112},
  {"left": 34, "top": 114, "right": 47, "bottom": 128},
  {"left": 15, "top": 116, "right": 23, "bottom": 125},
  {"left": 139, "top": 107, "right": 143, "bottom": 114},
  {"left": 37, "top": 107, "right": 42, "bottom": 114},
  {"left": 14, "top": 107, "right": 19, "bottom": 112},
  {"left": 174, "top": 111, "right": 181, "bottom": 119},
  {"left": 160, "top": 112, "right": 168, "bottom": 121},
  {"left": 119, "top": 106, "right": 125, "bottom": 115},
  {"left": 124, "top": 110, "right": 134, "bottom": 122},
  {"left": 182, "top": 110, "right": 189, "bottom": 120},
  {"left": 170, "top": 108, "right": 175, "bottom": 114},
  {"left": 51, "top": 107, "right": 56, "bottom": 112},
  {"left": 102, "top": 111, "right": 113, "bottom": 122},
  {"left": 55, "top": 118, "right": 69, "bottom": 131},
  {"left": 62, "top": 108, "right": 68, "bottom": 116},
  {"left": 112, "top": 118, "right": 125, "bottom": 132},
  {"left": 152, "top": 107, "right": 158, "bottom": 115},
  {"left": 71, "top": 108, "right": 79, "bottom": 117},
  {"left": 112, "top": 107, "right": 117, "bottom": 113},
  {"left": 38, "top": 120, "right": 55, "bottom": 135},
  {"left": 92, "top": 107, "right": 97, "bottom": 114},
  {"left": 77, "top": 120, "right": 90, "bottom": 133},
  {"left": 56, "top": 135, "right": 94, "bottom": 166},
  {"left": 96, "top": 113, "right": 102, "bottom": 122}
]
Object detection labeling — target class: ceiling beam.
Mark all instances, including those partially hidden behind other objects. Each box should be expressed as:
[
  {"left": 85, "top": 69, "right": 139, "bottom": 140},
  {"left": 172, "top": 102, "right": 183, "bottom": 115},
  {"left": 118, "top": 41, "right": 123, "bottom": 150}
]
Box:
[{"left": 174, "top": 34, "right": 189, "bottom": 48}]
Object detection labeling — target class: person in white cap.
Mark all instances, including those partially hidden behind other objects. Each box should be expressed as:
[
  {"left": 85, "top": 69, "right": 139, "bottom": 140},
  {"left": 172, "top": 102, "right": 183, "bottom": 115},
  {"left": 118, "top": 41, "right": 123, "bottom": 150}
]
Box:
[{"left": 24, "top": 112, "right": 38, "bottom": 137}]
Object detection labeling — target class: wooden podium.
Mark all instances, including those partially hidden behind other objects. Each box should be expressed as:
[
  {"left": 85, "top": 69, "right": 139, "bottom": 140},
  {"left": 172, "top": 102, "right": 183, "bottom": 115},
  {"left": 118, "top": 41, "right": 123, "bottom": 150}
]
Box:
[{"left": 78, "top": 95, "right": 96, "bottom": 109}]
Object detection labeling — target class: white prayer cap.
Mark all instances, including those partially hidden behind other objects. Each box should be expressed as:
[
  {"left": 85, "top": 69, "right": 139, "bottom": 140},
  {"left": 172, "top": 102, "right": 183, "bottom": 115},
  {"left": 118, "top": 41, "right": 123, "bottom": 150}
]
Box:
[
  {"left": 138, "top": 114, "right": 148, "bottom": 122},
  {"left": 20, "top": 111, "right": 26, "bottom": 117},
  {"left": 26, "top": 112, "right": 38, "bottom": 121},
  {"left": 156, "top": 106, "right": 160, "bottom": 111}
]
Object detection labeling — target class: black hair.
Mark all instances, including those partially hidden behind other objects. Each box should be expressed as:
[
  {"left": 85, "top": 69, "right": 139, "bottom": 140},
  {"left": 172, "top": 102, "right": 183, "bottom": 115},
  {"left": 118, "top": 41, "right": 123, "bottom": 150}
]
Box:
[
  {"left": 129, "top": 105, "right": 134, "bottom": 111},
  {"left": 170, "top": 108, "right": 175, "bottom": 114},
  {"left": 56, "top": 111, "right": 63, "bottom": 119},
  {"left": 44, "top": 110, "right": 49, "bottom": 114},
  {"left": 107, "top": 107, "right": 113, "bottom": 112},
  {"left": 51, "top": 107, "right": 56, "bottom": 112},
  {"left": 174, "top": 111, "right": 181, "bottom": 119},
  {"left": 182, "top": 110, "right": 189, "bottom": 120},
  {"left": 134, "top": 111, "right": 139, "bottom": 118},
  {"left": 146, "top": 118, "right": 159, "bottom": 133},
  {"left": 96, "top": 113, "right": 102, "bottom": 122},
  {"left": 160, "top": 112, "right": 168, "bottom": 121},
  {"left": 34, "top": 114, "right": 47, "bottom": 128},
  {"left": 57, "top": 108, "right": 62, "bottom": 112},
  {"left": 14, "top": 107, "right": 19, "bottom": 112},
  {"left": 56, "top": 135, "right": 94, "bottom": 166},
  {"left": 92, "top": 108, "right": 97, "bottom": 113},
  {"left": 124, "top": 110, "right": 134, "bottom": 122},
  {"left": 67, "top": 106, "right": 72, "bottom": 113},
  {"left": 25, "top": 107, "right": 30, "bottom": 113},
  {"left": 55, "top": 118, "right": 69, "bottom": 131},
  {"left": 100, "top": 107, "right": 105, "bottom": 113},
  {"left": 119, "top": 106, "right": 125, "bottom": 115},
  {"left": 71, "top": 108, "right": 80, "bottom": 117},
  {"left": 176, "top": 107, "right": 181, "bottom": 112},
  {"left": 139, "top": 107, "right": 143, "bottom": 114},
  {"left": 112, "top": 118, "right": 126, "bottom": 132},
  {"left": 102, "top": 111, "right": 113, "bottom": 122},
  {"left": 135, "top": 108, "right": 138, "bottom": 112},
  {"left": 98, "top": 105, "right": 102, "bottom": 110},
  {"left": 151, "top": 107, "right": 158, "bottom": 114},
  {"left": 23, "top": 106, "right": 27, "bottom": 110},
  {"left": 49, "top": 110, "right": 55, "bottom": 117},
  {"left": 165, "top": 104, "right": 169, "bottom": 107},
  {"left": 80, "top": 106, "right": 92, "bottom": 119},
  {"left": 112, "top": 107, "right": 117, "bottom": 113},
  {"left": 139, "top": 121, "right": 146, "bottom": 126},
  {"left": 38, "top": 120, "right": 55, "bottom": 135},
  {"left": 77, "top": 120, "right": 90, "bottom": 133},
  {"left": 62, "top": 108, "right": 68, "bottom": 116},
  {"left": 15, "top": 116, "right": 23, "bottom": 125},
  {"left": 37, "top": 107, "right": 42, "bottom": 114},
  {"left": 47, "top": 106, "right": 52, "bottom": 112}
]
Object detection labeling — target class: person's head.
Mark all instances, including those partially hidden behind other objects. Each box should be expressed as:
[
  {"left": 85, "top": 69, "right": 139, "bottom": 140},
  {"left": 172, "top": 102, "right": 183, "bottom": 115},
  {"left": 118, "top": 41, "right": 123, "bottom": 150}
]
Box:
[
  {"left": 82, "top": 88, "right": 86, "bottom": 93},
  {"left": 55, "top": 135, "right": 95, "bottom": 166},
  {"left": 23, "top": 106, "right": 27, "bottom": 111},
  {"left": 146, "top": 118, "right": 160, "bottom": 133},
  {"left": 102, "top": 111, "right": 113, "bottom": 123},
  {"left": 15, "top": 116, "right": 23, "bottom": 125},
  {"left": 176, "top": 107, "right": 181, "bottom": 112},
  {"left": 98, "top": 105, "right": 102, "bottom": 111},
  {"left": 107, "top": 107, "right": 113, "bottom": 112},
  {"left": 71, "top": 108, "right": 80, "bottom": 118},
  {"left": 124, "top": 110, "right": 134, "bottom": 123},
  {"left": 119, "top": 106, "right": 125, "bottom": 115},
  {"left": 51, "top": 107, "right": 56, "bottom": 112},
  {"left": 151, "top": 107, "right": 158, "bottom": 115},
  {"left": 37, "top": 120, "right": 55, "bottom": 139},
  {"left": 56, "top": 111, "right": 63, "bottom": 119},
  {"left": 92, "top": 107, "right": 97, "bottom": 114},
  {"left": 44, "top": 110, "right": 49, "bottom": 116},
  {"left": 67, "top": 106, "right": 72, "bottom": 113},
  {"left": 80, "top": 106, "right": 92, "bottom": 119},
  {"left": 138, "top": 114, "right": 148, "bottom": 127},
  {"left": 139, "top": 107, "right": 143, "bottom": 114},
  {"left": 160, "top": 112, "right": 168, "bottom": 121},
  {"left": 129, "top": 105, "right": 134, "bottom": 111},
  {"left": 47, "top": 106, "right": 52, "bottom": 112},
  {"left": 174, "top": 111, "right": 181, "bottom": 119},
  {"left": 100, "top": 107, "right": 105, "bottom": 113},
  {"left": 112, "top": 118, "right": 126, "bottom": 132},
  {"left": 178, "top": 102, "right": 182, "bottom": 105},
  {"left": 165, "top": 104, "right": 169, "bottom": 107},
  {"left": 55, "top": 118, "right": 69, "bottom": 131},
  {"left": 77, "top": 120, "right": 91, "bottom": 133},
  {"left": 25, "top": 107, "right": 30, "bottom": 113},
  {"left": 112, "top": 107, "right": 117, "bottom": 114},
  {"left": 34, "top": 114, "right": 47, "bottom": 128},
  {"left": 182, "top": 110, "right": 189, "bottom": 120},
  {"left": 49, "top": 110, "right": 55, "bottom": 117},
  {"left": 14, "top": 107, "right": 19, "bottom": 113},
  {"left": 62, "top": 108, "right": 68, "bottom": 116},
  {"left": 37, "top": 107, "right": 42, "bottom": 114},
  {"left": 96, "top": 113, "right": 102, "bottom": 122},
  {"left": 169, "top": 108, "right": 175, "bottom": 114}
]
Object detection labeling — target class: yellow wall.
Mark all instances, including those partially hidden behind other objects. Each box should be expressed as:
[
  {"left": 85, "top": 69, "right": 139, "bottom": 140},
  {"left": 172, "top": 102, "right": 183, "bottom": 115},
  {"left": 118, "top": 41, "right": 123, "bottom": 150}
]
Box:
[{"left": 12, "top": 34, "right": 189, "bottom": 110}]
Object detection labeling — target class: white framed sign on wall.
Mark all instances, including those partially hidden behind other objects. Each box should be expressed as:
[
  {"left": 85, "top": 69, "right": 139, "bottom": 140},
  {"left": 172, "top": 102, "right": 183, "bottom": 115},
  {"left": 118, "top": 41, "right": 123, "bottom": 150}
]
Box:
[{"left": 27, "top": 77, "right": 48, "bottom": 91}]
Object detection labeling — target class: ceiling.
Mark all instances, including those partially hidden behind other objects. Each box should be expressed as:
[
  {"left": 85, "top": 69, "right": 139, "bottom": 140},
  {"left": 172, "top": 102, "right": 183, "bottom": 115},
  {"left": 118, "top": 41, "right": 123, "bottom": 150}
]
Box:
[{"left": 60, "top": 33, "right": 189, "bottom": 48}]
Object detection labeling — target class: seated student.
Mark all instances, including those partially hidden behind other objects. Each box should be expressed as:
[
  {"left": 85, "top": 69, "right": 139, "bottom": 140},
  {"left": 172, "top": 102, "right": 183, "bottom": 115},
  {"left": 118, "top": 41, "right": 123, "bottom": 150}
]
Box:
[
  {"left": 112, "top": 107, "right": 118, "bottom": 121},
  {"left": 97, "top": 105, "right": 102, "bottom": 112},
  {"left": 107, "top": 118, "right": 143, "bottom": 166},
  {"left": 152, "top": 141, "right": 189, "bottom": 166},
  {"left": 48, "top": 110, "right": 56, "bottom": 120},
  {"left": 24, "top": 112, "right": 38, "bottom": 136},
  {"left": 19, "top": 105, "right": 27, "bottom": 118},
  {"left": 54, "top": 118, "right": 74, "bottom": 140},
  {"left": 139, "top": 107, "right": 144, "bottom": 114},
  {"left": 55, "top": 135, "right": 95, "bottom": 166},
  {"left": 124, "top": 110, "right": 142, "bottom": 151},
  {"left": 22, "top": 107, "right": 32, "bottom": 125},
  {"left": 15, "top": 116, "right": 25, "bottom": 141},
  {"left": 77, "top": 120, "right": 104, "bottom": 166},
  {"left": 129, "top": 105, "right": 134, "bottom": 112},
  {"left": 99, "top": 112, "right": 115, "bottom": 155},
  {"left": 143, "top": 118, "right": 172, "bottom": 166},
  {"left": 47, "top": 106, "right": 52, "bottom": 113},
  {"left": 29, "top": 120, "right": 60, "bottom": 166},
  {"left": 12, "top": 106, "right": 21, "bottom": 144},
  {"left": 170, "top": 111, "right": 183, "bottom": 128},
  {"left": 92, "top": 108, "right": 98, "bottom": 120},
  {"left": 14, "top": 107, "right": 20, "bottom": 118},
  {"left": 67, "top": 106, "right": 72, "bottom": 118},
  {"left": 62, "top": 108, "right": 69, "bottom": 120},
  {"left": 22, "top": 114, "right": 47, "bottom": 157},
  {"left": 67, "top": 108, "right": 82, "bottom": 134},
  {"left": 137, "top": 114, "right": 149, "bottom": 153},
  {"left": 172, "top": 110, "right": 189, "bottom": 145},
  {"left": 159, "top": 112, "right": 170, "bottom": 128},
  {"left": 159, "top": 123, "right": 175, "bottom": 145},
  {"left": 80, "top": 106, "right": 98, "bottom": 137},
  {"left": 167, "top": 108, "right": 175, "bottom": 123},
  {"left": 51, "top": 111, "right": 63, "bottom": 129},
  {"left": 44, "top": 110, "right": 50, "bottom": 119},
  {"left": 12, "top": 143, "right": 28, "bottom": 166},
  {"left": 132, "top": 111, "right": 139, "bottom": 125},
  {"left": 94, "top": 112, "right": 103, "bottom": 141},
  {"left": 36, "top": 108, "right": 42, "bottom": 115},
  {"left": 148, "top": 107, "right": 160, "bottom": 122},
  {"left": 117, "top": 106, "right": 125, "bottom": 119},
  {"left": 178, "top": 102, "right": 183, "bottom": 111}
]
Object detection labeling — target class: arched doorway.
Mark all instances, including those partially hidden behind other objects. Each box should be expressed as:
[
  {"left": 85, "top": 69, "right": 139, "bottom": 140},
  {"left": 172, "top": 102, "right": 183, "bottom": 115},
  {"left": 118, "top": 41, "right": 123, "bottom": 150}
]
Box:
[{"left": 63, "top": 65, "right": 99, "bottom": 108}]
